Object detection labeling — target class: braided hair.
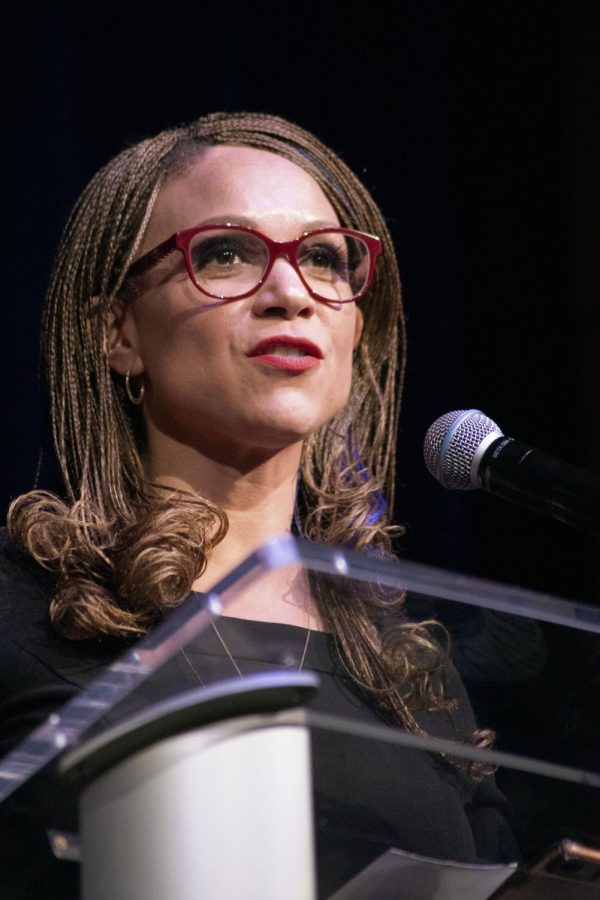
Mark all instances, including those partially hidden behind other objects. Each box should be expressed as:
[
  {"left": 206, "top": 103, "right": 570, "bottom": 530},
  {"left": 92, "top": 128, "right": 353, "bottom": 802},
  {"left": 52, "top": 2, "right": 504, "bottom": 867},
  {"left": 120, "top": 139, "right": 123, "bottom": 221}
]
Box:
[{"left": 9, "top": 112, "right": 491, "bottom": 758}]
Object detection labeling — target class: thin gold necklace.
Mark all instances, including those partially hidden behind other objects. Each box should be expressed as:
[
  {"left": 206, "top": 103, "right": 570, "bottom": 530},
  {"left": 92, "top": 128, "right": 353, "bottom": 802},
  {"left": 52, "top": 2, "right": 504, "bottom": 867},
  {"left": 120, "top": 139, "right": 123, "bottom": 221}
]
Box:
[{"left": 209, "top": 615, "right": 312, "bottom": 678}]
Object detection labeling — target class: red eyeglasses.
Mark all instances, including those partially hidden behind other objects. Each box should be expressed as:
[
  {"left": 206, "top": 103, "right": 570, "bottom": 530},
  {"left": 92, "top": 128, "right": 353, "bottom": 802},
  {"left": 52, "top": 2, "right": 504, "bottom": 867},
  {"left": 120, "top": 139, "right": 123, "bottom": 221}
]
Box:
[{"left": 125, "top": 223, "right": 381, "bottom": 303}]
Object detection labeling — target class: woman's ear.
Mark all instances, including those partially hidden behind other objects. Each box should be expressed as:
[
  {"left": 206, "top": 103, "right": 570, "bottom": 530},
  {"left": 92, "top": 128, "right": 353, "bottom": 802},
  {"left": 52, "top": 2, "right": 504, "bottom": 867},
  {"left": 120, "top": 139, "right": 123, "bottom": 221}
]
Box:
[
  {"left": 105, "top": 298, "right": 144, "bottom": 376},
  {"left": 353, "top": 306, "right": 364, "bottom": 349}
]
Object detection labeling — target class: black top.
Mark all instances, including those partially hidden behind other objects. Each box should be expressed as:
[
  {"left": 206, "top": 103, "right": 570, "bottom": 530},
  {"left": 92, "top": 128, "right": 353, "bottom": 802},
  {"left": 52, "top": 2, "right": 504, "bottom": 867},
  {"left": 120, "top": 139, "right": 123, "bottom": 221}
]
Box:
[{"left": 0, "top": 532, "right": 518, "bottom": 898}]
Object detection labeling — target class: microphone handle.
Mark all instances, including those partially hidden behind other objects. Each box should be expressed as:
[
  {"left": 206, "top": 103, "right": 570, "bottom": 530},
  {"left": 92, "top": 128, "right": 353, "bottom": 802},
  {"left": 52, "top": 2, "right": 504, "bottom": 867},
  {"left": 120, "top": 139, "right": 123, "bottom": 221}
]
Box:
[{"left": 479, "top": 436, "right": 600, "bottom": 537}]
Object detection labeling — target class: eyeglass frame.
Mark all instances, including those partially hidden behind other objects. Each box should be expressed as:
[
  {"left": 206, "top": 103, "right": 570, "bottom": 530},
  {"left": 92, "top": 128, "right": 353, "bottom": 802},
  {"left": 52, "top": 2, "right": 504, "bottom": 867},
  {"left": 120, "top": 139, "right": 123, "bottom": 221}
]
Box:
[{"left": 124, "top": 223, "right": 382, "bottom": 303}]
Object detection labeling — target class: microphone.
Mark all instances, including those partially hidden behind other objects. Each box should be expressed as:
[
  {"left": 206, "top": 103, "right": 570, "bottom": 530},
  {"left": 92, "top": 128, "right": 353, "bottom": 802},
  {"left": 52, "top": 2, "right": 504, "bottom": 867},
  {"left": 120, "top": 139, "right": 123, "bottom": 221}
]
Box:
[{"left": 423, "top": 409, "right": 600, "bottom": 536}]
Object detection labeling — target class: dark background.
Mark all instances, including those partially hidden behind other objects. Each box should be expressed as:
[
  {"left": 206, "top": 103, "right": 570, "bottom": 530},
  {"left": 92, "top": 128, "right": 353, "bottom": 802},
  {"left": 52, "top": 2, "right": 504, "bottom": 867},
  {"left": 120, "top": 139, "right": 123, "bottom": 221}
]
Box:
[
  {"left": 2, "top": 1, "right": 599, "bottom": 602},
  {"left": 1, "top": 0, "right": 600, "bottom": 864}
]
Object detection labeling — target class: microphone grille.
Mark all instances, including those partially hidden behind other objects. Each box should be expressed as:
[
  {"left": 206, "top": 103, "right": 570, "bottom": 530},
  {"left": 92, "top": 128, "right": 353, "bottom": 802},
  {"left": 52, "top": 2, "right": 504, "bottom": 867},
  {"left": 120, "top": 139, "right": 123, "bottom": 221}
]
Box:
[{"left": 424, "top": 409, "right": 503, "bottom": 489}]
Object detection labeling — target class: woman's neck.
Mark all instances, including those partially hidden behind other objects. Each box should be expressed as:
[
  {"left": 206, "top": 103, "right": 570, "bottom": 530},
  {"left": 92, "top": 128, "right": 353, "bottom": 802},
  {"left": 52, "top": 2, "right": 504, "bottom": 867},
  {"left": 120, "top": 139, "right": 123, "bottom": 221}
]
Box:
[{"left": 143, "top": 432, "right": 320, "bottom": 626}]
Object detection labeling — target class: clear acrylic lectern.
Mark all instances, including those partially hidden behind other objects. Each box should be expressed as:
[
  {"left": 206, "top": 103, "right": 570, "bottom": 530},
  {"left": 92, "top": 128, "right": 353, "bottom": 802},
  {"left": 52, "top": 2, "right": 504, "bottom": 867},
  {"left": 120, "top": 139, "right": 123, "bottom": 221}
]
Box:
[{"left": 0, "top": 537, "right": 599, "bottom": 898}]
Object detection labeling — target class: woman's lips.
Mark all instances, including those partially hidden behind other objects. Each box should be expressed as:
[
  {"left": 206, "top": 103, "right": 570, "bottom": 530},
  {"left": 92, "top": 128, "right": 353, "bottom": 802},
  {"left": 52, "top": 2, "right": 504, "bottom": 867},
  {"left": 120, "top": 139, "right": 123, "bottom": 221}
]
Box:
[{"left": 247, "top": 336, "right": 323, "bottom": 372}]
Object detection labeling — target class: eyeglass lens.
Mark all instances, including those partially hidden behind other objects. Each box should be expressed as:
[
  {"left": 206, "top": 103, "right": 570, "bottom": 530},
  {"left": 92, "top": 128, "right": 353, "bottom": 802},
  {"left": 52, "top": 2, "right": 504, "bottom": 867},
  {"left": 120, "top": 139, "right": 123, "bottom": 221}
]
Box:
[{"left": 188, "top": 228, "right": 371, "bottom": 301}]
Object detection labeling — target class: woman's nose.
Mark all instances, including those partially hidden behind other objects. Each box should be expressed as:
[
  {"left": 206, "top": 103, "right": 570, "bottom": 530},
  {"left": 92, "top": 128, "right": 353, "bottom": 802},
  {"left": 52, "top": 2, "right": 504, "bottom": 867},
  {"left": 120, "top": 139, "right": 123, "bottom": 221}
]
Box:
[{"left": 251, "top": 257, "right": 316, "bottom": 319}]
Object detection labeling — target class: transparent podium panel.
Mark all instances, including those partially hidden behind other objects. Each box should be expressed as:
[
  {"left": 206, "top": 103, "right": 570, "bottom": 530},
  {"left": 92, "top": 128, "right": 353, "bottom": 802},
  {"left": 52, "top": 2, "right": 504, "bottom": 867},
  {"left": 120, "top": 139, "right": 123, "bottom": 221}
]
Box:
[
  {"left": 0, "top": 536, "right": 599, "bottom": 899},
  {"left": 305, "top": 711, "right": 600, "bottom": 898}
]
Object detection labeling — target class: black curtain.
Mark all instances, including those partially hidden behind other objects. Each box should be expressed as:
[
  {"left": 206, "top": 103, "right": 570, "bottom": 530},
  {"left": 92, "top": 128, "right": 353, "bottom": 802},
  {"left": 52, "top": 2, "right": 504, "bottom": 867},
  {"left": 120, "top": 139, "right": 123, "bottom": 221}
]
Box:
[{"left": 2, "top": 1, "right": 599, "bottom": 598}]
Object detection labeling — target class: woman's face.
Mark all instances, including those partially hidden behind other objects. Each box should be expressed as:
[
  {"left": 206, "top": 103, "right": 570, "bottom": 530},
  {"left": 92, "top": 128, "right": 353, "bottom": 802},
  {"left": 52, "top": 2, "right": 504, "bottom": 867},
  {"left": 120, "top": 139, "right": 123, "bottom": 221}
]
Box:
[{"left": 109, "top": 146, "right": 363, "bottom": 461}]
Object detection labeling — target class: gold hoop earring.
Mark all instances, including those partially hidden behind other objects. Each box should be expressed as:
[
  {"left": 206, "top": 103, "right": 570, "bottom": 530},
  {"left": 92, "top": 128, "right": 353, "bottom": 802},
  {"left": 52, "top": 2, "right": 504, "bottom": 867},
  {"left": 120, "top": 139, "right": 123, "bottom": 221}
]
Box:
[{"left": 125, "top": 370, "right": 145, "bottom": 406}]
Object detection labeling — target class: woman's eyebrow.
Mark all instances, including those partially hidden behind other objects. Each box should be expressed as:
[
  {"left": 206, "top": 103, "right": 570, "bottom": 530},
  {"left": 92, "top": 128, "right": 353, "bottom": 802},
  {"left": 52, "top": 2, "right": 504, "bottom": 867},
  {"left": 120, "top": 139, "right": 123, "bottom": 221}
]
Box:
[
  {"left": 197, "top": 214, "right": 257, "bottom": 227},
  {"left": 195, "top": 214, "right": 340, "bottom": 231}
]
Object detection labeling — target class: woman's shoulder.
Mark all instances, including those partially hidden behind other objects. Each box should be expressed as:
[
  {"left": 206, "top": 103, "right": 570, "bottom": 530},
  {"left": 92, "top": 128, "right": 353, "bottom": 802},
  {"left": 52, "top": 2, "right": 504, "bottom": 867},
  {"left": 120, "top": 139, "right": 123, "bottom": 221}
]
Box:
[
  {"left": 0, "top": 528, "right": 55, "bottom": 625},
  {"left": 0, "top": 528, "right": 125, "bottom": 665},
  {"left": 0, "top": 528, "right": 69, "bottom": 685},
  {"left": 0, "top": 529, "right": 129, "bottom": 753},
  {"left": 376, "top": 608, "right": 478, "bottom": 741},
  {"left": 409, "top": 653, "right": 479, "bottom": 743}
]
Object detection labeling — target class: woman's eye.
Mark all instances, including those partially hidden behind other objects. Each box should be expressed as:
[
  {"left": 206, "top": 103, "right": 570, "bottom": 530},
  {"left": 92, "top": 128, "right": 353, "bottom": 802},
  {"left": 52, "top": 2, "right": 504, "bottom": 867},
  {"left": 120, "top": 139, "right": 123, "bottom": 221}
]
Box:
[
  {"left": 214, "top": 246, "right": 239, "bottom": 266},
  {"left": 309, "top": 248, "right": 335, "bottom": 268},
  {"left": 301, "top": 243, "right": 348, "bottom": 273},
  {"left": 193, "top": 239, "right": 244, "bottom": 270}
]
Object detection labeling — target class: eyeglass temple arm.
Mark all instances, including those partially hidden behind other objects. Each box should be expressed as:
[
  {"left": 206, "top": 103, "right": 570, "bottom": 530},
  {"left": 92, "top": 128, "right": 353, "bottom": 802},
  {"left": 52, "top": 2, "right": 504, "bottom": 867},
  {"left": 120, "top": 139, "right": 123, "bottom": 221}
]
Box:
[{"left": 126, "top": 234, "right": 179, "bottom": 279}]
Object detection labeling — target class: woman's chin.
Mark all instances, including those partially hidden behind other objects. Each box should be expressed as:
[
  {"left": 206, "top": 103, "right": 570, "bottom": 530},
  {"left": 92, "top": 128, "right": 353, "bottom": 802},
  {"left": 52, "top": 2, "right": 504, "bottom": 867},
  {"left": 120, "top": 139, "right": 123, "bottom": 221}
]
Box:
[
  {"left": 244, "top": 394, "right": 346, "bottom": 444},
  {"left": 240, "top": 414, "right": 324, "bottom": 449},
  {"left": 147, "top": 393, "right": 345, "bottom": 457}
]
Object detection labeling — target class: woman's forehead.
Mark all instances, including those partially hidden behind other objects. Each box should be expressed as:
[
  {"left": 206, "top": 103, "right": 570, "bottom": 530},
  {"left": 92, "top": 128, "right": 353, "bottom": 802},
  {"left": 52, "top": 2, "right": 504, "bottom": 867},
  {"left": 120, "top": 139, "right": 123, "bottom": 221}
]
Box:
[{"left": 143, "top": 145, "right": 340, "bottom": 249}]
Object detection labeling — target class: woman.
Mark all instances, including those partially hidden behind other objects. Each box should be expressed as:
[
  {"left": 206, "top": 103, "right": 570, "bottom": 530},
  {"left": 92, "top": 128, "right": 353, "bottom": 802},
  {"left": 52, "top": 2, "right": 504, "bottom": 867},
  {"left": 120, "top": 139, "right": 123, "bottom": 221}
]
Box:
[{"left": 0, "top": 112, "right": 516, "bottom": 897}]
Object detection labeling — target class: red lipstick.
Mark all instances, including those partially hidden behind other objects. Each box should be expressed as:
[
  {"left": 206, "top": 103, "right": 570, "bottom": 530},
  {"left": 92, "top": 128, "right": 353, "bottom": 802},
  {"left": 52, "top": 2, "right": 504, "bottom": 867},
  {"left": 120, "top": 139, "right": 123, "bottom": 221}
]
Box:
[{"left": 247, "top": 336, "right": 323, "bottom": 372}]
